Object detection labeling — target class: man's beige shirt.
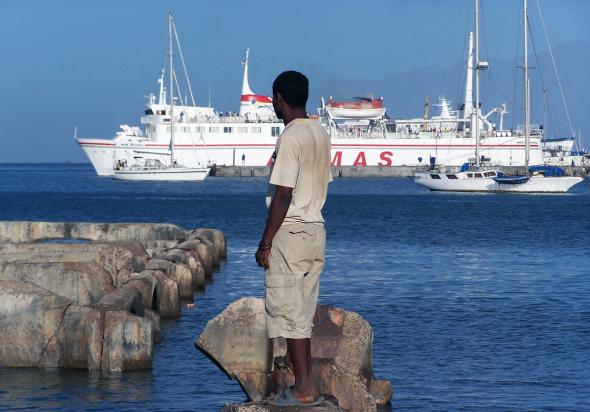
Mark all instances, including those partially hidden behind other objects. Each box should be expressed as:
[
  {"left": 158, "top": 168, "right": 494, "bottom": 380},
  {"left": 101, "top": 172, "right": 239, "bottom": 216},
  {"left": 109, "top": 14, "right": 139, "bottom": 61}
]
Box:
[{"left": 267, "top": 118, "right": 332, "bottom": 226}]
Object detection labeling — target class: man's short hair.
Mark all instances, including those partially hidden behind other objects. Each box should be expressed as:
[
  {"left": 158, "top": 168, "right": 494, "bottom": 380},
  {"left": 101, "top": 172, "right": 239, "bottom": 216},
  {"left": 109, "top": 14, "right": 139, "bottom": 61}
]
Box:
[{"left": 272, "top": 71, "right": 309, "bottom": 108}]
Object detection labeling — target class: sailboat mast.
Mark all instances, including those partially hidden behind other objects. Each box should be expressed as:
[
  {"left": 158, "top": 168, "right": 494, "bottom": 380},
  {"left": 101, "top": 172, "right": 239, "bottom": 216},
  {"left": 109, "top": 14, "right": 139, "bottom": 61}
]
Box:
[
  {"left": 474, "top": 0, "right": 480, "bottom": 167},
  {"left": 524, "top": 0, "right": 530, "bottom": 169},
  {"left": 168, "top": 12, "right": 175, "bottom": 165}
]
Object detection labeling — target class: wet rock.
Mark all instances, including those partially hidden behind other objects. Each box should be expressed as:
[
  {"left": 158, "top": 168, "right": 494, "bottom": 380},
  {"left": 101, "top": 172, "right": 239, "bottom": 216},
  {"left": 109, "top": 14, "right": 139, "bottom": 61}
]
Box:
[{"left": 196, "top": 298, "right": 392, "bottom": 412}]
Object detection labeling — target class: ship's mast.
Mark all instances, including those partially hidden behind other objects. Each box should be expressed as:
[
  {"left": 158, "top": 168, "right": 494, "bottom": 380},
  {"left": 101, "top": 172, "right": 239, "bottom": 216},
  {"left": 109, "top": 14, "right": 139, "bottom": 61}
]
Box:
[
  {"left": 158, "top": 68, "right": 166, "bottom": 105},
  {"left": 464, "top": 32, "right": 474, "bottom": 123},
  {"left": 168, "top": 12, "right": 175, "bottom": 165},
  {"left": 524, "top": 0, "right": 530, "bottom": 169},
  {"left": 474, "top": 0, "right": 480, "bottom": 167}
]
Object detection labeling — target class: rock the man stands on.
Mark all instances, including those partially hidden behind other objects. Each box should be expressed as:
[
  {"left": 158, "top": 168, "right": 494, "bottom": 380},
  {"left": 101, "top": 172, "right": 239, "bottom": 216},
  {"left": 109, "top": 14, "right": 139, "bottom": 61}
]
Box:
[{"left": 255, "top": 71, "right": 332, "bottom": 407}]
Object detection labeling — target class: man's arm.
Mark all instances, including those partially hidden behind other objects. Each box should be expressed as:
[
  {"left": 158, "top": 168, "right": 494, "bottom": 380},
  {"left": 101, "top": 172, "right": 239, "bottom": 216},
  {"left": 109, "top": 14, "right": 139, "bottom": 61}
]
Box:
[{"left": 255, "top": 185, "right": 293, "bottom": 269}]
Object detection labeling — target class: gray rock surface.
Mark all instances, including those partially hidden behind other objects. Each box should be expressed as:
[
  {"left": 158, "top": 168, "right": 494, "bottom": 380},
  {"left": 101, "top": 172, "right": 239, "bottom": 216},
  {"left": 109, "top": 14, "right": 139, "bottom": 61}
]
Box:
[{"left": 0, "top": 221, "right": 226, "bottom": 372}]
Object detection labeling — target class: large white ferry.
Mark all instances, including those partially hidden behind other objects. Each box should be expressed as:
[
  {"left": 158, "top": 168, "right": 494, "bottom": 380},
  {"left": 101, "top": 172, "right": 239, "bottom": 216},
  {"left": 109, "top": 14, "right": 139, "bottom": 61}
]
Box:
[{"left": 77, "top": 34, "right": 544, "bottom": 176}]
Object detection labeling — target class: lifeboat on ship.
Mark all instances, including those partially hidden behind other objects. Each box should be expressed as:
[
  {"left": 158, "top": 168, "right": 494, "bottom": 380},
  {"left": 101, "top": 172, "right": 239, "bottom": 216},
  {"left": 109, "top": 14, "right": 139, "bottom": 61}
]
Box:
[{"left": 325, "top": 96, "right": 386, "bottom": 120}]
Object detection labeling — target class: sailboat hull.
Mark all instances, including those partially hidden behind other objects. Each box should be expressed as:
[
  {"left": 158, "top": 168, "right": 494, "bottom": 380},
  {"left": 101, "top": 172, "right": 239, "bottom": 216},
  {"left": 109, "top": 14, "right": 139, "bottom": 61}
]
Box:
[
  {"left": 113, "top": 167, "right": 210, "bottom": 182},
  {"left": 415, "top": 172, "right": 583, "bottom": 193}
]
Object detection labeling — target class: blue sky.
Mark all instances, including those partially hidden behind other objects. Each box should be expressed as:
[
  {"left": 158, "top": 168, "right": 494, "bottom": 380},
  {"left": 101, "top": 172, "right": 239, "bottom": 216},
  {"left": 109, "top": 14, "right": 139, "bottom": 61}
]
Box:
[{"left": 1, "top": 0, "right": 589, "bottom": 162}]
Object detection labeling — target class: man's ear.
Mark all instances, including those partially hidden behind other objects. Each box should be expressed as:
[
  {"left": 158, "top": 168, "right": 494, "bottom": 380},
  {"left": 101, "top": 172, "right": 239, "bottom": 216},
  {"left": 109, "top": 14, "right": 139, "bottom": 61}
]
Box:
[{"left": 275, "top": 91, "right": 285, "bottom": 106}]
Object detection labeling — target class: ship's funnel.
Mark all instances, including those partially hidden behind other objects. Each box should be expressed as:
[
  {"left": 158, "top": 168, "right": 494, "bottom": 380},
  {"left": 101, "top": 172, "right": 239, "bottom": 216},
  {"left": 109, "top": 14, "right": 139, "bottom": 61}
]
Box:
[{"left": 239, "top": 48, "right": 274, "bottom": 120}]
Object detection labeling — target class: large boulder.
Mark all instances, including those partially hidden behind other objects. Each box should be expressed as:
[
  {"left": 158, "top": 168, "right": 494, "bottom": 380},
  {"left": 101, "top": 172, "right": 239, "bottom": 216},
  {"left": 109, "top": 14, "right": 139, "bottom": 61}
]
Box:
[{"left": 196, "top": 298, "right": 392, "bottom": 412}]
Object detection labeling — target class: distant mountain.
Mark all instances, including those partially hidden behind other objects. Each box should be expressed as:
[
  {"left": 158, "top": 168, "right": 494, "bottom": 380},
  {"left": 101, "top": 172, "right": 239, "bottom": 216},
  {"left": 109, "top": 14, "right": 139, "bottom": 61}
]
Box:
[{"left": 312, "top": 40, "right": 590, "bottom": 149}]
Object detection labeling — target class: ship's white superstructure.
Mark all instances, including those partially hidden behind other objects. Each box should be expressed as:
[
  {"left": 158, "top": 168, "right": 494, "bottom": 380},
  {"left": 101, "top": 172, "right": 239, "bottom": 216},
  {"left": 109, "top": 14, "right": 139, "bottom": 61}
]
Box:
[{"left": 77, "top": 28, "right": 546, "bottom": 176}]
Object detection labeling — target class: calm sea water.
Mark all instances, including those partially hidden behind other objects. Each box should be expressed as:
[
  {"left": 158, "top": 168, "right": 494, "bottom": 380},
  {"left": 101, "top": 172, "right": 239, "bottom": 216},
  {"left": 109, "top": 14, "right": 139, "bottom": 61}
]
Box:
[{"left": 0, "top": 164, "right": 589, "bottom": 412}]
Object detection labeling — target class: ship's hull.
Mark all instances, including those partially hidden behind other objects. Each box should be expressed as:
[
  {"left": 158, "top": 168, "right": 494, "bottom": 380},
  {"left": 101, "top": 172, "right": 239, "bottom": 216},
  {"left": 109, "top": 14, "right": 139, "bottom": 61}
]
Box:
[{"left": 78, "top": 134, "right": 544, "bottom": 176}]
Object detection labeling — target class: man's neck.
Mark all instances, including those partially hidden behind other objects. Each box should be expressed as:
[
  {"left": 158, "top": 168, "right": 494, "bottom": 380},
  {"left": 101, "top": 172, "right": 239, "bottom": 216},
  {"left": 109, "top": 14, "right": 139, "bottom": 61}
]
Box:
[{"left": 282, "top": 109, "right": 308, "bottom": 126}]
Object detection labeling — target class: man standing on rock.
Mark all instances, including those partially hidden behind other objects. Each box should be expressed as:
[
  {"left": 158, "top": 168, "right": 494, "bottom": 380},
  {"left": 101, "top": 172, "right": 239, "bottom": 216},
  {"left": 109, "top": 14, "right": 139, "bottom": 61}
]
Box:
[{"left": 255, "top": 70, "right": 332, "bottom": 407}]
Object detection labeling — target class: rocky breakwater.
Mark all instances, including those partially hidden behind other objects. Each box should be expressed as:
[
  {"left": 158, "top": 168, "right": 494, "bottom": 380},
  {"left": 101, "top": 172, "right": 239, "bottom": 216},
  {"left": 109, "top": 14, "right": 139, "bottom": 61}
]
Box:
[
  {"left": 196, "top": 297, "right": 392, "bottom": 412},
  {"left": 0, "top": 221, "right": 226, "bottom": 372}
]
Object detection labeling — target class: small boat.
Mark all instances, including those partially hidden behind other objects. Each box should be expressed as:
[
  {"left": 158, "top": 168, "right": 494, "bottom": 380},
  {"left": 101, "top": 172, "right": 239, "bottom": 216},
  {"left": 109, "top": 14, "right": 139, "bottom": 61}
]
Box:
[{"left": 113, "top": 158, "right": 209, "bottom": 181}]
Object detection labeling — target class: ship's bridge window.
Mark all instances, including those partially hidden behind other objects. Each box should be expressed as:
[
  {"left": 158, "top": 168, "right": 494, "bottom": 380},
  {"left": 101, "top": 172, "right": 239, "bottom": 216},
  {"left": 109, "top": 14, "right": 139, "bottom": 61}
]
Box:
[
  {"left": 238, "top": 126, "right": 248, "bottom": 133},
  {"left": 475, "top": 173, "right": 484, "bottom": 178},
  {"left": 209, "top": 127, "right": 219, "bottom": 133},
  {"left": 251, "top": 127, "right": 262, "bottom": 133},
  {"left": 484, "top": 171, "right": 496, "bottom": 177},
  {"left": 467, "top": 173, "right": 474, "bottom": 178},
  {"left": 145, "top": 109, "right": 154, "bottom": 115},
  {"left": 271, "top": 127, "right": 281, "bottom": 137},
  {"left": 430, "top": 174, "right": 441, "bottom": 179},
  {"left": 224, "top": 127, "right": 233, "bottom": 133},
  {"left": 446, "top": 174, "right": 458, "bottom": 179}
]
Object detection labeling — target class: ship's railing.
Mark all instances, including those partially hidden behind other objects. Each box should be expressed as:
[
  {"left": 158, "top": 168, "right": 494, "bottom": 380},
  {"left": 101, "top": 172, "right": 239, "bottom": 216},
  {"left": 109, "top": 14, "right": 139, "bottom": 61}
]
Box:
[
  {"left": 163, "top": 114, "right": 281, "bottom": 125},
  {"left": 330, "top": 129, "right": 386, "bottom": 140}
]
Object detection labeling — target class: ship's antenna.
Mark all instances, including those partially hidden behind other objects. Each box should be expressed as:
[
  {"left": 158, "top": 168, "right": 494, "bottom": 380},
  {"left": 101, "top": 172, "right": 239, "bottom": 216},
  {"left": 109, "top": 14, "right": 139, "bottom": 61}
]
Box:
[{"left": 208, "top": 81, "right": 211, "bottom": 108}]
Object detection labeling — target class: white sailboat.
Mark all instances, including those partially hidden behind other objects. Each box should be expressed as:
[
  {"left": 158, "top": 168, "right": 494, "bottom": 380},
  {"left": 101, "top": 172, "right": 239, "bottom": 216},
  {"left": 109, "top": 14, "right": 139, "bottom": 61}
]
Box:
[
  {"left": 414, "top": 0, "right": 583, "bottom": 193},
  {"left": 114, "top": 13, "right": 210, "bottom": 182}
]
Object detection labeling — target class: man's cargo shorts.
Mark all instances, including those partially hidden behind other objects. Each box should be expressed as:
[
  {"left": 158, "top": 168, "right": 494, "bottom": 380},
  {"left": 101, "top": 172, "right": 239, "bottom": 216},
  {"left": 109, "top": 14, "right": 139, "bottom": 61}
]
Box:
[{"left": 265, "top": 222, "right": 326, "bottom": 339}]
